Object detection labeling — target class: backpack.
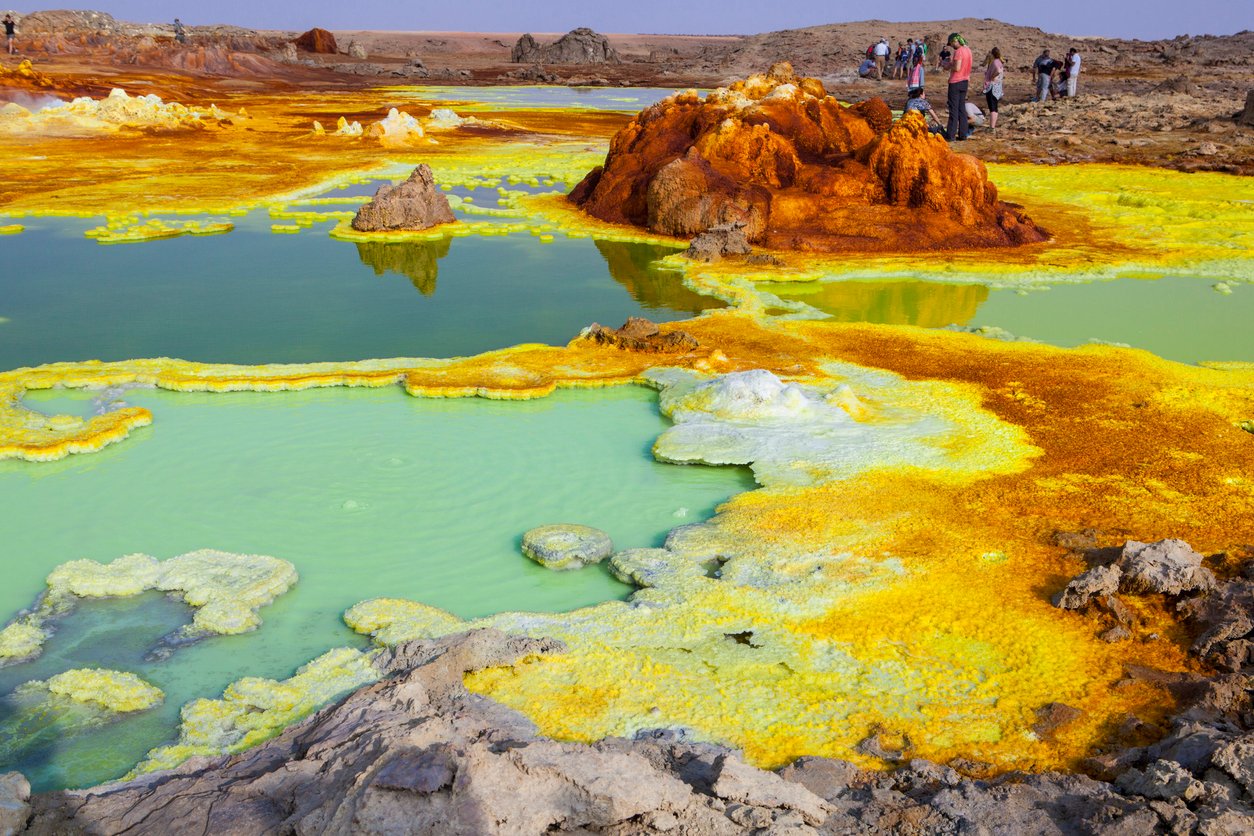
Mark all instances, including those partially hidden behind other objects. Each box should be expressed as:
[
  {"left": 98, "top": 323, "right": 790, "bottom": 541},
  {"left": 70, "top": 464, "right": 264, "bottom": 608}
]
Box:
[{"left": 867, "top": 44, "right": 875, "bottom": 58}]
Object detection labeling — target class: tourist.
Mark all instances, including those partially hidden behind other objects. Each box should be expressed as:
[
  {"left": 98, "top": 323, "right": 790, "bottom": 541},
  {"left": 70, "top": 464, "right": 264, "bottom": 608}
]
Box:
[
  {"left": 907, "top": 47, "right": 925, "bottom": 92},
  {"left": 858, "top": 56, "right": 877, "bottom": 79},
  {"left": 1051, "top": 58, "right": 1068, "bottom": 100},
  {"left": 873, "top": 38, "right": 890, "bottom": 80},
  {"left": 903, "top": 87, "right": 945, "bottom": 133},
  {"left": 964, "top": 101, "right": 987, "bottom": 134},
  {"left": 4, "top": 14, "right": 15, "bottom": 55},
  {"left": 944, "top": 32, "right": 972, "bottom": 142},
  {"left": 1067, "top": 47, "right": 1082, "bottom": 97},
  {"left": 173, "top": 18, "right": 186, "bottom": 45},
  {"left": 892, "top": 41, "right": 910, "bottom": 79},
  {"left": 936, "top": 42, "right": 952, "bottom": 70},
  {"left": 982, "top": 47, "right": 1005, "bottom": 132},
  {"left": 1032, "top": 48, "right": 1054, "bottom": 102}
]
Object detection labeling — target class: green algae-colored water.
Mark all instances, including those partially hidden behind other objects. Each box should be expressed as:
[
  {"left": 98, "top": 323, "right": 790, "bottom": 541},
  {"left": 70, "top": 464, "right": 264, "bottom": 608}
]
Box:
[
  {"left": 0, "top": 384, "right": 754, "bottom": 790},
  {"left": 0, "top": 212, "right": 715, "bottom": 370},
  {"left": 761, "top": 276, "right": 1254, "bottom": 364}
]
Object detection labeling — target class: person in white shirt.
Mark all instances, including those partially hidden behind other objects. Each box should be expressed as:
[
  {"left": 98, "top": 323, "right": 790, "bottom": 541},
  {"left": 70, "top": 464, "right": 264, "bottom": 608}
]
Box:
[
  {"left": 1067, "top": 48, "right": 1082, "bottom": 97},
  {"left": 873, "top": 38, "right": 890, "bottom": 79}
]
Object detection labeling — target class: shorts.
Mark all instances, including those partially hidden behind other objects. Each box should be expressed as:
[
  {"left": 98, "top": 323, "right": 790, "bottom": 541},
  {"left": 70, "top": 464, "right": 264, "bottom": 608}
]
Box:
[{"left": 985, "top": 91, "right": 1000, "bottom": 113}]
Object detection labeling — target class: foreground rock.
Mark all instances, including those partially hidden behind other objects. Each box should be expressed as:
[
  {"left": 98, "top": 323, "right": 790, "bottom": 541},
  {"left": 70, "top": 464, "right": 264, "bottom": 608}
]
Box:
[
  {"left": 511, "top": 28, "right": 619, "bottom": 64},
  {"left": 351, "top": 165, "right": 456, "bottom": 233},
  {"left": 570, "top": 63, "right": 1047, "bottom": 253},
  {"left": 24, "top": 608, "right": 1254, "bottom": 834}
]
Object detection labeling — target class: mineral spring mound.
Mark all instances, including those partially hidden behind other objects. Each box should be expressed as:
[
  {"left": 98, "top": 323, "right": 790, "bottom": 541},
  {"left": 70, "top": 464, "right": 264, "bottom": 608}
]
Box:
[{"left": 570, "top": 63, "right": 1047, "bottom": 252}]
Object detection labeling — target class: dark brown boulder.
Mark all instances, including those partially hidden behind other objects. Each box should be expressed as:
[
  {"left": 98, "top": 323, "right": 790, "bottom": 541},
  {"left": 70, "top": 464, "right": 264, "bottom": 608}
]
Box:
[{"left": 294, "top": 27, "right": 337, "bottom": 54}]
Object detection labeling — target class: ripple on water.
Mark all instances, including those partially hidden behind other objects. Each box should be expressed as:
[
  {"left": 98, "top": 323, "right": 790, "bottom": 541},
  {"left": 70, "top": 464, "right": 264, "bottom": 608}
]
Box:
[{"left": 0, "top": 383, "right": 753, "bottom": 791}]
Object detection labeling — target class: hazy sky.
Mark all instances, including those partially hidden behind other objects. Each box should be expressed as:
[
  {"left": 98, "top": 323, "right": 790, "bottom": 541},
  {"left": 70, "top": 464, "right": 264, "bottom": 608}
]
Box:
[{"left": 53, "top": 1, "right": 1250, "bottom": 40}]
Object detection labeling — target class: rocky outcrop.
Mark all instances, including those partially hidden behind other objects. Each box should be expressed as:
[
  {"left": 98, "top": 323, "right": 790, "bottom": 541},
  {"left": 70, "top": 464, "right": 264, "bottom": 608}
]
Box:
[
  {"left": 1240, "top": 90, "right": 1254, "bottom": 127},
  {"left": 683, "top": 222, "right": 752, "bottom": 262},
  {"left": 580, "top": 317, "right": 699, "bottom": 353},
  {"left": 510, "top": 28, "right": 619, "bottom": 64},
  {"left": 294, "top": 27, "right": 337, "bottom": 54},
  {"left": 23, "top": 608, "right": 1254, "bottom": 834},
  {"left": 24, "top": 631, "right": 832, "bottom": 834},
  {"left": 1054, "top": 538, "right": 1217, "bottom": 610},
  {"left": 351, "top": 165, "right": 456, "bottom": 233},
  {"left": 569, "top": 63, "right": 1047, "bottom": 253}
]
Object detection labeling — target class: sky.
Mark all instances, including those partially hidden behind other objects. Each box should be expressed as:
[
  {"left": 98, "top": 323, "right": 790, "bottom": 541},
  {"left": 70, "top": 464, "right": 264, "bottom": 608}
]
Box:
[{"left": 40, "top": 1, "right": 1251, "bottom": 40}]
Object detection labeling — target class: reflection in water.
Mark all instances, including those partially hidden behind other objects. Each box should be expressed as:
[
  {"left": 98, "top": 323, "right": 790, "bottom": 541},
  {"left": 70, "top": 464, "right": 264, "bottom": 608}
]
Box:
[
  {"left": 764, "top": 280, "right": 989, "bottom": 328},
  {"left": 356, "top": 238, "right": 453, "bottom": 296},
  {"left": 594, "top": 241, "right": 726, "bottom": 314}
]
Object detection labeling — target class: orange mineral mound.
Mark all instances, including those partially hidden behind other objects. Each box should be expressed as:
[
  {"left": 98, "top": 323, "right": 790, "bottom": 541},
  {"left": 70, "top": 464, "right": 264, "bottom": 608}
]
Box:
[{"left": 570, "top": 62, "right": 1047, "bottom": 253}]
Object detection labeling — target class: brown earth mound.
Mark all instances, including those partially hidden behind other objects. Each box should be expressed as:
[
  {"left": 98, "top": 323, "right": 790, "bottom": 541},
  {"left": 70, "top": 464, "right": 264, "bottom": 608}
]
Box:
[
  {"left": 569, "top": 63, "right": 1047, "bottom": 253},
  {"left": 294, "top": 27, "right": 338, "bottom": 54}
]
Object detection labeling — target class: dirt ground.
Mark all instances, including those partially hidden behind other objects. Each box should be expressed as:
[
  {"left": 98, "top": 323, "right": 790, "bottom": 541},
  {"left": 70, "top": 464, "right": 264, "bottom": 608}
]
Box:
[{"left": 0, "top": 11, "right": 1250, "bottom": 173}]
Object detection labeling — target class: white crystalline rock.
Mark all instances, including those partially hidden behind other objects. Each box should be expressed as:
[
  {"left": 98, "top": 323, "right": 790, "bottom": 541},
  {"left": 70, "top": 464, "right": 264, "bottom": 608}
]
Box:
[
  {"left": 0, "top": 88, "right": 230, "bottom": 135},
  {"left": 425, "top": 107, "right": 467, "bottom": 129},
  {"left": 366, "top": 108, "right": 426, "bottom": 147},
  {"left": 650, "top": 368, "right": 956, "bottom": 487},
  {"left": 763, "top": 83, "right": 799, "bottom": 101}
]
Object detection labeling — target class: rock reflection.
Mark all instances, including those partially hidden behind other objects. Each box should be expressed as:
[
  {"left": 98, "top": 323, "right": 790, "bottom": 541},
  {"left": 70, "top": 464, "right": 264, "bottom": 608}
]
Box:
[
  {"left": 355, "top": 238, "right": 453, "bottom": 296},
  {"left": 766, "top": 280, "right": 989, "bottom": 328},
  {"left": 593, "top": 240, "right": 725, "bottom": 314}
]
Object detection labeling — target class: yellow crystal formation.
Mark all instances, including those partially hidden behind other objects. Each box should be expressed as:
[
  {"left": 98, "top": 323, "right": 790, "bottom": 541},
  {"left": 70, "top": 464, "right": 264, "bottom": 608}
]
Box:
[
  {"left": 0, "top": 550, "right": 298, "bottom": 662},
  {"left": 43, "top": 668, "right": 164, "bottom": 713},
  {"left": 0, "top": 87, "right": 241, "bottom": 136},
  {"left": 132, "top": 647, "right": 378, "bottom": 775}
]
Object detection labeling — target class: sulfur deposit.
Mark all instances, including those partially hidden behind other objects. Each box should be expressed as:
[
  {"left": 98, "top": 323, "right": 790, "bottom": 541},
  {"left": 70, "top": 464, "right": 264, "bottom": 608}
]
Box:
[
  {"left": 0, "top": 87, "right": 240, "bottom": 136},
  {"left": 0, "top": 550, "right": 298, "bottom": 664},
  {"left": 570, "top": 63, "right": 1046, "bottom": 252}
]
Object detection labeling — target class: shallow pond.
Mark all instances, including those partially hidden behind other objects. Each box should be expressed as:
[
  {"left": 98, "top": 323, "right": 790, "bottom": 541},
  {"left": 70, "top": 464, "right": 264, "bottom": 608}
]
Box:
[
  {"left": 0, "top": 384, "right": 753, "bottom": 789},
  {"left": 761, "top": 275, "right": 1253, "bottom": 364},
  {"left": 0, "top": 211, "right": 718, "bottom": 370}
]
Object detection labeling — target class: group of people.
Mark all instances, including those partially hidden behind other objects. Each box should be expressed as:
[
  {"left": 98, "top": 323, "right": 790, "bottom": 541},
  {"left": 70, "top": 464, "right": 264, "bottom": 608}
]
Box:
[
  {"left": 1032, "top": 47, "right": 1082, "bottom": 101},
  {"left": 860, "top": 36, "right": 929, "bottom": 82},
  {"left": 870, "top": 33, "right": 1081, "bottom": 142}
]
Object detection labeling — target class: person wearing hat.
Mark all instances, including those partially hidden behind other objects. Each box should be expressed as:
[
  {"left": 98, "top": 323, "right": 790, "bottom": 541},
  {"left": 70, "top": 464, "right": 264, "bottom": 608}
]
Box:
[
  {"left": 873, "top": 37, "right": 890, "bottom": 80},
  {"left": 1032, "top": 48, "right": 1054, "bottom": 102},
  {"left": 944, "top": 32, "right": 973, "bottom": 142}
]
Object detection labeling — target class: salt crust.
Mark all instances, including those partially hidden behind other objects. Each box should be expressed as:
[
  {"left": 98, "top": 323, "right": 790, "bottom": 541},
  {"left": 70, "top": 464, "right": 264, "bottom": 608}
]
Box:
[{"left": 0, "top": 549, "right": 298, "bottom": 663}]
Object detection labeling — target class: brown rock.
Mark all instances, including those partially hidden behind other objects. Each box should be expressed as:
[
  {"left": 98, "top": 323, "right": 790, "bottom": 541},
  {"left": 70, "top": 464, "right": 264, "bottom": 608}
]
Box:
[
  {"left": 683, "top": 222, "right": 753, "bottom": 262},
  {"left": 1116, "top": 539, "right": 1217, "bottom": 596},
  {"left": 1033, "top": 702, "right": 1085, "bottom": 741},
  {"left": 570, "top": 66, "right": 1047, "bottom": 253},
  {"left": 294, "top": 27, "right": 337, "bottom": 54},
  {"left": 1240, "top": 90, "right": 1254, "bottom": 127},
  {"left": 581, "top": 317, "right": 698, "bottom": 353},
  {"left": 351, "top": 165, "right": 456, "bottom": 233},
  {"left": 1053, "top": 564, "right": 1122, "bottom": 609}
]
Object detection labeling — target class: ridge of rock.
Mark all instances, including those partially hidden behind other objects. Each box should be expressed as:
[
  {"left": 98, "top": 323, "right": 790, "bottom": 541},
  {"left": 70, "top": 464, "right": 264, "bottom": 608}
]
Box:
[{"left": 510, "top": 28, "right": 619, "bottom": 64}]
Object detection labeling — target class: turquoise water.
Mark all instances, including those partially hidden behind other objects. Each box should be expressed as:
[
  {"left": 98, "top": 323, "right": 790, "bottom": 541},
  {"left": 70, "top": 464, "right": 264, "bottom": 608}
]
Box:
[
  {"left": 761, "top": 276, "right": 1253, "bottom": 364},
  {"left": 0, "top": 384, "right": 753, "bottom": 790},
  {"left": 0, "top": 212, "right": 714, "bottom": 371},
  {"left": 400, "top": 85, "right": 689, "bottom": 112}
]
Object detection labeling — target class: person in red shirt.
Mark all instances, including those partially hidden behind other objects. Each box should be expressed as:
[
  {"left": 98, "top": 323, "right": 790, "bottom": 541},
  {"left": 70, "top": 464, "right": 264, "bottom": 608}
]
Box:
[{"left": 944, "top": 32, "right": 973, "bottom": 142}]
